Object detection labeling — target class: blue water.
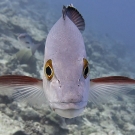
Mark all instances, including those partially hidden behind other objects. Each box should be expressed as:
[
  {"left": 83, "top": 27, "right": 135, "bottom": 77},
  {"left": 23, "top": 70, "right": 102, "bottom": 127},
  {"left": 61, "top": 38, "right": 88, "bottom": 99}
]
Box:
[{"left": 48, "top": 0, "right": 135, "bottom": 48}]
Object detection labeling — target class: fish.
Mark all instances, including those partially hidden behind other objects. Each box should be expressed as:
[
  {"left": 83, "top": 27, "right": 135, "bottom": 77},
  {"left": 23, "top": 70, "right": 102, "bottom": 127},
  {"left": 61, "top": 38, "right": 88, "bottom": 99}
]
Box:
[
  {"left": 17, "top": 33, "right": 41, "bottom": 55},
  {"left": 0, "top": 4, "right": 135, "bottom": 118}
]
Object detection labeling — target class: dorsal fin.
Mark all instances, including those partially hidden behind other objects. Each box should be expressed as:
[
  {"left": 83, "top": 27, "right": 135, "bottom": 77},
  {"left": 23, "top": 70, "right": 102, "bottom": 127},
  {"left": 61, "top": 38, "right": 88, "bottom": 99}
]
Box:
[{"left": 62, "top": 4, "right": 85, "bottom": 32}]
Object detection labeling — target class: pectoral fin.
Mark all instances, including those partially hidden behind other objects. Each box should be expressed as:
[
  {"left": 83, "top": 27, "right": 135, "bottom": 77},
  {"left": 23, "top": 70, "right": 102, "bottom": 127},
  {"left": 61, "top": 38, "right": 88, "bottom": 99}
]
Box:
[
  {"left": 89, "top": 76, "right": 135, "bottom": 104},
  {"left": 0, "top": 75, "right": 46, "bottom": 106}
]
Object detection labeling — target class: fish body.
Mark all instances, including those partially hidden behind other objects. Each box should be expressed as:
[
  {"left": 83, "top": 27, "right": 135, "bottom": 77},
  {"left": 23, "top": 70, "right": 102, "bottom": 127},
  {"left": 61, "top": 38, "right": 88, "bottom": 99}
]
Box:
[
  {"left": 17, "top": 33, "right": 41, "bottom": 54},
  {"left": 44, "top": 5, "right": 89, "bottom": 118},
  {"left": 0, "top": 4, "right": 135, "bottom": 118}
]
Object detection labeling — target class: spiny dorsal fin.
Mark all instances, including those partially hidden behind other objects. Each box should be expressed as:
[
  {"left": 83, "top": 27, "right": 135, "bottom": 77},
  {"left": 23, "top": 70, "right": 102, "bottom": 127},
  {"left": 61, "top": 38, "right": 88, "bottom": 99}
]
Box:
[{"left": 62, "top": 4, "right": 85, "bottom": 32}]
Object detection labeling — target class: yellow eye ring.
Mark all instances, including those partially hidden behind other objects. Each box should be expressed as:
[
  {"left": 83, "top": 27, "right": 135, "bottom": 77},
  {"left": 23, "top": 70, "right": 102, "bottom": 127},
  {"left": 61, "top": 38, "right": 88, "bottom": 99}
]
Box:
[
  {"left": 44, "top": 59, "right": 54, "bottom": 80},
  {"left": 83, "top": 58, "right": 89, "bottom": 79}
]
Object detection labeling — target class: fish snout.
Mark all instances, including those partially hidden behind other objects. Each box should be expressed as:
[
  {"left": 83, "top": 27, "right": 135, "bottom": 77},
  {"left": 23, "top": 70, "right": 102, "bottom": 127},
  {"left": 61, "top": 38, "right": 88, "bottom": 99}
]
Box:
[{"left": 63, "top": 92, "right": 83, "bottom": 103}]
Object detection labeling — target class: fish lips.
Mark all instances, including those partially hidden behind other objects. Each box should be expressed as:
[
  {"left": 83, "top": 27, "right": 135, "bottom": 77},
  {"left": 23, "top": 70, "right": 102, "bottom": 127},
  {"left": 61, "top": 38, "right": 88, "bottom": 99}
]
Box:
[{"left": 49, "top": 101, "right": 87, "bottom": 118}]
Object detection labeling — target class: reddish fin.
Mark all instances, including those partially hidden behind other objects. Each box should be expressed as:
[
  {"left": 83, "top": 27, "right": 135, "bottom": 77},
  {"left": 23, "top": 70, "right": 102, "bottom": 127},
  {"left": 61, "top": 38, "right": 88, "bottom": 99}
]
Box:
[
  {"left": 89, "top": 76, "right": 135, "bottom": 105},
  {"left": 90, "top": 76, "right": 135, "bottom": 84},
  {"left": 0, "top": 75, "right": 46, "bottom": 106},
  {"left": 0, "top": 75, "right": 42, "bottom": 85}
]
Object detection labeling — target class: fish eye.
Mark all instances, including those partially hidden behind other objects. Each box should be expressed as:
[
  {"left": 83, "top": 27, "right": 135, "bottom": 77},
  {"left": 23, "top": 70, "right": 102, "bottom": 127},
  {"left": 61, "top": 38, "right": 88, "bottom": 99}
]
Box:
[
  {"left": 83, "top": 58, "right": 89, "bottom": 79},
  {"left": 44, "top": 59, "right": 54, "bottom": 80}
]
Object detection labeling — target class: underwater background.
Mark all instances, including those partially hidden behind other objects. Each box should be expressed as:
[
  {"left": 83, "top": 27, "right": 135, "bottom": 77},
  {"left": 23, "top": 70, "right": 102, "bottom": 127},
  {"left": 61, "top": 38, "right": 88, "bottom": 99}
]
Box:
[{"left": 0, "top": 0, "right": 135, "bottom": 135}]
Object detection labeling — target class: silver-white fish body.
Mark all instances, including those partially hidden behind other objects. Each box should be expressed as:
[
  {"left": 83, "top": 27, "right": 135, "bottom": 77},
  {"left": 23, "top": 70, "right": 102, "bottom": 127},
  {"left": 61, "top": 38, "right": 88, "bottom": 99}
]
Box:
[{"left": 43, "top": 15, "right": 90, "bottom": 118}]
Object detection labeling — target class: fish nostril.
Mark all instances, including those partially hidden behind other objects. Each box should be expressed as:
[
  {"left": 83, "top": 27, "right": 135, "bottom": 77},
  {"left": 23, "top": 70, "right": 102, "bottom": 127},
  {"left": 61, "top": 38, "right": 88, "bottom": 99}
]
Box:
[{"left": 78, "top": 79, "right": 80, "bottom": 87}]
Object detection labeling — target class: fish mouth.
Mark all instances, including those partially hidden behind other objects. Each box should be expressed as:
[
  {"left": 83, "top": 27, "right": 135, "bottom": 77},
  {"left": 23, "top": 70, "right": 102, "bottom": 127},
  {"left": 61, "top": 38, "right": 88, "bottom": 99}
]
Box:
[
  {"left": 49, "top": 102, "right": 87, "bottom": 118},
  {"left": 54, "top": 108, "right": 84, "bottom": 118}
]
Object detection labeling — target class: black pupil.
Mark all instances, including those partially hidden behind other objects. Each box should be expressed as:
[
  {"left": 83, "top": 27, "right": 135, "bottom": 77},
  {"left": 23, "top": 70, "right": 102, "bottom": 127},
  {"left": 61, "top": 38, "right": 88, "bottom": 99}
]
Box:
[
  {"left": 46, "top": 66, "right": 52, "bottom": 76},
  {"left": 84, "top": 66, "right": 88, "bottom": 76}
]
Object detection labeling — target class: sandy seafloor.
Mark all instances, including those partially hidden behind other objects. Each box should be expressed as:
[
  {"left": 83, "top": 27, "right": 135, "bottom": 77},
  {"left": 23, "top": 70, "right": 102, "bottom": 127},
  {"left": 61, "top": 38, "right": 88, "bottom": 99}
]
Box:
[{"left": 0, "top": 0, "right": 135, "bottom": 135}]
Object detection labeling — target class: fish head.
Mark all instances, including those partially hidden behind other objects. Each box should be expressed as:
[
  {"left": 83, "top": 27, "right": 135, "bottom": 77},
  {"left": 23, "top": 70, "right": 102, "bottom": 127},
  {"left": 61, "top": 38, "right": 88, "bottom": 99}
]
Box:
[
  {"left": 18, "top": 33, "right": 33, "bottom": 48},
  {"left": 43, "top": 9, "right": 90, "bottom": 118}
]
